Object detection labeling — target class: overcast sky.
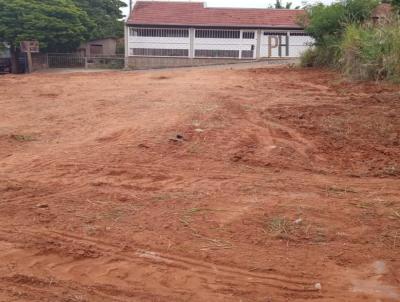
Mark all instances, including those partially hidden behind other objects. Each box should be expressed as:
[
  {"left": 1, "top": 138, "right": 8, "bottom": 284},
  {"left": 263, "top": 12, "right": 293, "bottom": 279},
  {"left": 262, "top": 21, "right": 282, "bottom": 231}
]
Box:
[{"left": 122, "top": 0, "right": 336, "bottom": 17}]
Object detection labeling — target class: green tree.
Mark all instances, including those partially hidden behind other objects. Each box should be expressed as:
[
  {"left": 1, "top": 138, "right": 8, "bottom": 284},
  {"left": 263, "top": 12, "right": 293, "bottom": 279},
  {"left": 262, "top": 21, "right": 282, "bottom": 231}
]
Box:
[
  {"left": 73, "top": 0, "right": 127, "bottom": 40},
  {"left": 300, "top": 0, "right": 380, "bottom": 68},
  {"left": 304, "top": 0, "right": 379, "bottom": 45},
  {"left": 391, "top": 0, "right": 400, "bottom": 9},
  {"left": 275, "top": 0, "right": 283, "bottom": 9},
  {"left": 0, "top": 0, "right": 92, "bottom": 72},
  {"left": 271, "top": 1, "right": 300, "bottom": 9}
]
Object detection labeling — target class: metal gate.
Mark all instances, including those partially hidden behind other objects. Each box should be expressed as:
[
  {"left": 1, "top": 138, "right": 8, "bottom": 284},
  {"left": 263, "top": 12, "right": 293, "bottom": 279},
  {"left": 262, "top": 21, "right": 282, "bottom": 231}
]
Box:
[
  {"left": 48, "top": 53, "right": 125, "bottom": 69},
  {"left": 48, "top": 53, "right": 85, "bottom": 68}
]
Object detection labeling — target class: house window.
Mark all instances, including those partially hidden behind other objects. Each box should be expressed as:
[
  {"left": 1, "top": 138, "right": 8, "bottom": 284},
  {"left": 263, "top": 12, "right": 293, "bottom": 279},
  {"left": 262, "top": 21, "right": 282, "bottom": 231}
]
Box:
[
  {"left": 130, "top": 48, "right": 189, "bottom": 57},
  {"left": 243, "top": 32, "right": 255, "bottom": 39},
  {"left": 290, "top": 32, "right": 311, "bottom": 36},
  {"left": 194, "top": 49, "right": 240, "bottom": 58},
  {"left": 129, "top": 28, "right": 189, "bottom": 38},
  {"left": 195, "top": 29, "right": 240, "bottom": 39},
  {"left": 264, "top": 32, "right": 287, "bottom": 36},
  {"left": 241, "top": 50, "right": 254, "bottom": 58}
]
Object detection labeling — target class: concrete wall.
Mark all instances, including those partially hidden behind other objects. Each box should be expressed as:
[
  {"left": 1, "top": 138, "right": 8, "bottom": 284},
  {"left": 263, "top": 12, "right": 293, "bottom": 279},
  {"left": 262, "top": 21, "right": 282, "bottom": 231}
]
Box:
[
  {"left": 77, "top": 38, "right": 117, "bottom": 57},
  {"left": 126, "top": 56, "right": 297, "bottom": 70},
  {"left": 127, "top": 56, "right": 246, "bottom": 69}
]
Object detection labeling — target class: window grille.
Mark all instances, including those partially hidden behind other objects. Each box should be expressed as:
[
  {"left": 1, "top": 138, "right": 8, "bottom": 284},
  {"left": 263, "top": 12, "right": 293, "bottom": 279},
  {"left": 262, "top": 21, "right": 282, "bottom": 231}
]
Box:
[
  {"left": 129, "top": 28, "right": 189, "bottom": 38},
  {"left": 194, "top": 49, "right": 240, "bottom": 58},
  {"left": 195, "top": 29, "right": 240, "bottom": 39},
  {"left": 290, "top": 32, "right": 311, "bottom": 36},
  {"left": 242, "top": 32, "right": 255, "bottom": 39},
  {"left": 130, "top": 48, "right": 189, "bottom": 57},
  {"left": 264, "top": 32, "right": 288, "bottom": 36},
  {"left": 241, "top": 50, "right": 254, "bottom": 58}
]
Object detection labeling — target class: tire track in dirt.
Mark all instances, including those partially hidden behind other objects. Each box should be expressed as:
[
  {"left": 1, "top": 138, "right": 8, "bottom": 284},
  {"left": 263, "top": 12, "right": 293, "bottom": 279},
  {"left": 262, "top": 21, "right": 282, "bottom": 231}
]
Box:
[{"left": 0, "top": 228, "right": 321, "bottom": 299}]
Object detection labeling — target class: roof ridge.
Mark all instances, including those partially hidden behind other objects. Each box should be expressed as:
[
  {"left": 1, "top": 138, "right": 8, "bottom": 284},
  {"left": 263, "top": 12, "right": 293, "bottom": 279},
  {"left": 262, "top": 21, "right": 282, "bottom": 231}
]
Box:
[
  {"left": 134, "top": 1, "right": 304, "bottom": 11},
  {"left": 129, "top": 1, "right": 305, "bottom": 29}
]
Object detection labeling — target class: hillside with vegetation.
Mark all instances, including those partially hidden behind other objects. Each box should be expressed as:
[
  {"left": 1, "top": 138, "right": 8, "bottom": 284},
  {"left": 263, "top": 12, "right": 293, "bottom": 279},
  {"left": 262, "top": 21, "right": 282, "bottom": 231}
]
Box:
[{"left": 301, "top": 0, "right": 400, "bottom": 82}]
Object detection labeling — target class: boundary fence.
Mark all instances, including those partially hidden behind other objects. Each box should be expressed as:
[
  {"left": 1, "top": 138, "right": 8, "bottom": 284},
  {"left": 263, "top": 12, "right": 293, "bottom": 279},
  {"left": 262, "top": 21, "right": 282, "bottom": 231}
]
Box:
[{"left": 31, "top": 53, "right": 125, "bottom": 70}]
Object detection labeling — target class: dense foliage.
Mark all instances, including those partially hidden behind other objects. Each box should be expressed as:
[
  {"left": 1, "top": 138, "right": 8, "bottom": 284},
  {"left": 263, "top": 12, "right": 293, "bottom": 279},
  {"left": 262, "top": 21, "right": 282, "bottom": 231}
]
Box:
[
  {"left": 73, "top": 0, "right": 126, "bottom": 40},
  {"left": 300, "top": 0, "right": 400, "bottom": 81},
  {"left": 390, "top": 0, "right": 400, "bottom": 8},
  {"left": 340, "top": 20, "right": 400, "bottom": 81},
  {"left": 0, "top": 0, "right": 126, "bottom": 52},
  {"left": 304, "top": 0, "right": 378, "bottom": 45},
  {"left": 270, "top": 1, "right": 300, "bottom": 9},
  {"left": 0, "top": 0, "right": 92, "bottom": 52}
]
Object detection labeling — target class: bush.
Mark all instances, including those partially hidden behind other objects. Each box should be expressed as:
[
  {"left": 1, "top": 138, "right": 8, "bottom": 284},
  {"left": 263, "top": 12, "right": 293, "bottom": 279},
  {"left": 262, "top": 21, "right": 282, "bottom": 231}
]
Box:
[
  {"left": 302, "top": 0, "right": 400, "bottom": 82},
  {"left": 341, "top": 19, "right": 400, "bottom": 81},
  {"left": 300, "top": 48, "right": 318, "bottom": 67},
  {"left": 300, "top": 38, "right": 341, "bottom": 68}
]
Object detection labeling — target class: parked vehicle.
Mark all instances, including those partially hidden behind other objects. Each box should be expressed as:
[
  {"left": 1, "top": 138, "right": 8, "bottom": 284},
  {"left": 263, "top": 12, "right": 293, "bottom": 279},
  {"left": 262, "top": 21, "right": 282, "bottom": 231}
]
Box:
[{"left": 0, "top": 58, "right": 11, "bottom": 74}]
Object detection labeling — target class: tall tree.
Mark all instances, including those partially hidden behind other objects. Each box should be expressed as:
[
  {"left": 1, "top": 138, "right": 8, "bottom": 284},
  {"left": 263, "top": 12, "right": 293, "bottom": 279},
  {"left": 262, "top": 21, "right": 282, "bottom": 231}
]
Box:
[
  {"left": 275, "top": 0, "right": 283, "bottom": 9},
  {"left": 73, "top": 0, "right": 127, "bottom": 40},
  {"left": 0, "top": 0, "right": 92, "bottom": 73},
  {"left": 272, "top": 1, "right": 300, "bottom": 9}
]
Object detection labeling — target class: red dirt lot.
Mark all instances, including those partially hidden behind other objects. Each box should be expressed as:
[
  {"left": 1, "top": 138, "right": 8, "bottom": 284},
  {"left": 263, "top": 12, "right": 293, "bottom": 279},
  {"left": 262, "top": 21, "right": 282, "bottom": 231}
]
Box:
[{"left": 0, "top": 66, "right": 399, "bottom": 302}]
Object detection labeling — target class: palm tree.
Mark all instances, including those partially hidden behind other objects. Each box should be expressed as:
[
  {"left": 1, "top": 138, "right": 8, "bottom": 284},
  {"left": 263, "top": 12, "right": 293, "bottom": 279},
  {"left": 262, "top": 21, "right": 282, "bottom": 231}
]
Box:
[
  {"left": 272, "top": 1, "right": 300, "bottom": 9},
  {"left": 274, "top": 0, "right": 283, "bottom": 8}
]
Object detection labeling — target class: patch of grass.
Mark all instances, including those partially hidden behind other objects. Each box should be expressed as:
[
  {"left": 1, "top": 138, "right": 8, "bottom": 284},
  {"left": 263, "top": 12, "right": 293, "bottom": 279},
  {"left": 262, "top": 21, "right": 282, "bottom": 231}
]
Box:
[
  {"left": 325, "top": 185, "right": 357, "bottom": 196},
  {"left": 265, "top": 215, "right": 329, "bottom": 243},
  {"left": 321, "top": 116, "right": 352, "bottom": 140},
  {"left": 351, "top": 201, "right": 373, "bottom": 209},
  {"left": 200, "top": 237, "right": 233, "bottom": 250},
  {"left": 151, "top": 193, "right": 174, "bottom": 203},
  {"left": 11, "top": 134, "right": 36, "bottom": 142},
  {"left": 380, "top": 230, "right": 400, "bottom": 249},
  {"left": 267, "top": 217, "right": 293, "bottom": 238},
  {"left": 84, "top": 225, "right": 100, "bottom": 236},
  {"left": 390, "top": 210, "right": 400, "bottom": 220},
  {"left": 341, "top": 20, "right": 400, "bottom": 82},
  {"left": 383, "top": 166, "right": 399, "bottom": 177},
  {"left": 180, "top": 207, "right": 226, "bottom": 227},
  {"left": 313, "top": 228, "right": 328, "bottom": 243}
]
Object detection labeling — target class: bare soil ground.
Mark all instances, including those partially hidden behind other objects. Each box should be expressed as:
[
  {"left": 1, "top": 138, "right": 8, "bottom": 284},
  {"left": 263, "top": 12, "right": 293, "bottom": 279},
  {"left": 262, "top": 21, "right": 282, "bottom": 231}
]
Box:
[{"left": 0, "top": 66, "right": 399, "bottom": 302}]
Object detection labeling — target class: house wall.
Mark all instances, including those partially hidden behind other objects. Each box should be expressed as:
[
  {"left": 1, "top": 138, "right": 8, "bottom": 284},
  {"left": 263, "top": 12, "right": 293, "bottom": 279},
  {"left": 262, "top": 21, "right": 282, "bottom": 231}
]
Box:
[
  {"left": 126, "top": 26, "right": 313, "bottom": 69},
  {"left": 78, "top": 38, "right": 117, "bottom": 57},
  {"left": 259, "top": 31, "right": 314, "bottom": 58}
]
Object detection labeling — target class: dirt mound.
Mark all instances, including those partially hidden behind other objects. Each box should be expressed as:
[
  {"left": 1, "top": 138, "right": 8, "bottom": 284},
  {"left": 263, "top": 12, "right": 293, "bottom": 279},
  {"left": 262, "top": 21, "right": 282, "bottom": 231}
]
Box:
[{"left": 264, "top": 90, "right": 400, "bottom": 177}]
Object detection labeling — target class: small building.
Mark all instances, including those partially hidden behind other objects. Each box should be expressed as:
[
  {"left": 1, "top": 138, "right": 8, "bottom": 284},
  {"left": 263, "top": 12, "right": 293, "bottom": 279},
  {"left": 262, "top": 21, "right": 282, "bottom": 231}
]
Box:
[
  {"left": 76, "top": 37, "right": 118, "bottom": 57},
  {"left": 372, "top": 3, "right": 394, "bottom": 25},
  {"left": 124, "top": 1, "right": 314, "bottom": 69}
]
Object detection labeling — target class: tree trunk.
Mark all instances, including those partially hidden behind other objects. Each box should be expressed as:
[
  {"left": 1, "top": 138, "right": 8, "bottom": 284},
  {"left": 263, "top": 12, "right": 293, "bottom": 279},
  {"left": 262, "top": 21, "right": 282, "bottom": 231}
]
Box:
[{"left": 10, "top": 45, "right": 20, "bottom": 74}]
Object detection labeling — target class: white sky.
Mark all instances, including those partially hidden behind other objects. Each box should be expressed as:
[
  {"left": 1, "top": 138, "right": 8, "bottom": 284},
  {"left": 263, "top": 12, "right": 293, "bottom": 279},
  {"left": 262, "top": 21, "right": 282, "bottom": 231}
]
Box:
[{"left": 122, "top": 0, "right": 335, "bottom": 17}]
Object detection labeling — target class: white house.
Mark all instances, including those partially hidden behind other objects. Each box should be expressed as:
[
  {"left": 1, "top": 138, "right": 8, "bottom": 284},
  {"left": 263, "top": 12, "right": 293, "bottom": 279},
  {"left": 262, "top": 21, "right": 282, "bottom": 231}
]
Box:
[{"left": 125, "top": 1, "right": 314, "bottom": 69}]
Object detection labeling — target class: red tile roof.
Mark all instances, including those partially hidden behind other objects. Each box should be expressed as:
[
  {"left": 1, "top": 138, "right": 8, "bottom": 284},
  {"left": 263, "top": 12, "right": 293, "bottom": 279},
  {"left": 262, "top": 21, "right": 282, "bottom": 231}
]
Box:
[{"left": 127, "top": 1, "right": 305, "bottom": 29}]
